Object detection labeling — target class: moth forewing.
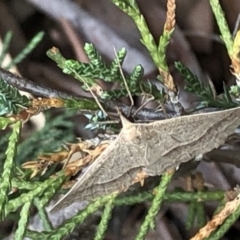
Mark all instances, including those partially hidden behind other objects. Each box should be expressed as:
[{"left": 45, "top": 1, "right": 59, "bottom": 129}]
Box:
[
  {"left": 145, "top": 106, "right": 240, "bottom": 175},
  {"left": 52, "top": 106, "right": 240, "bottom": 211}
]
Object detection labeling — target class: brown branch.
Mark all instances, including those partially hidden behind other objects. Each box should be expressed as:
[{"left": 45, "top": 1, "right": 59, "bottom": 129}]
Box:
[{"left": 0, "top": 67, "right": 173, "bottom": 120}]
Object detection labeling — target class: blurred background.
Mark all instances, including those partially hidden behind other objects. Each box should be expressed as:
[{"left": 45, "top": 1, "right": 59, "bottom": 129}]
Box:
[{"left": 1, "top": 0, "right": 240, "bottom": 239}]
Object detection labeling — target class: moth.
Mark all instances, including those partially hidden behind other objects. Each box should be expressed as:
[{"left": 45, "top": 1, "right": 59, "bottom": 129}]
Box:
[{"left": 52, "top": 106, "right": 240, "bottom": 211}]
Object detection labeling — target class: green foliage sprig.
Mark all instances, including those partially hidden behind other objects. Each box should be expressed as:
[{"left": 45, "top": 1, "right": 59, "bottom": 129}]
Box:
[
  {"left": 112, "top": 0, "right": 176, "bottom": 94},
  {"left": 47, "top": 44, "right": 166, "bottom": 103},
  {"left": 0, "top": 121, "right": 21, "bottom": 218},
  {"left": 14, "top": 201, "right": 32, "bottom": 240},
  {"left": 175, "top": 61, "right": 238, "bottom": 109},
  {"left": 112, "top": 0, "right": 160, "bottom": 67},
  {"left": 0, "top": 32, "right": 13, "bottom": 66},
  {"left": 0, "top": 31, "right": 44, "bottom": 117},
  {"left": 206, "top": 203, "right": 240, "bottom": 239},
  {"left": 175, "top": 61, "right": 215, "bottom": 101},
  {"left": 136, "top": 171, "right": 174, "bottom": 240},
  {"left": 94, "top": 194, "right": 117, "bottom": 240},
  {"left": 0, "top": 76, "right": 30, "bottom": 116},
  {"left": 209, "top": 0, "right": 233, "bottom": 56},
  {"left": 6, "top": 172, "right": 66, "bottom": 216},
  {"left": 34, "top": 198, "right": 53, "bottom": 231},
  {"left": 0, "top": 117, "right": 15, "bottom": 129},
  {"left": 4, "top": 31, "right": 45, "bottom": 70}
]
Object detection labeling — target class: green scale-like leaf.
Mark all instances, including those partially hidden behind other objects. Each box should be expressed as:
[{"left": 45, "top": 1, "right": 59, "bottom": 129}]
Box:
[{"left": 0, "top": 77, "right": 30, "bottom": 116}]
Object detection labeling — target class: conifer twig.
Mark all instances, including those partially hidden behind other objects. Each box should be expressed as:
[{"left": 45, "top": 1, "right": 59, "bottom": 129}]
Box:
[
  {"left": 0, "top": 67, "right": 174, "bottom": 120},
  {"left": 0, "top": 121, "right": 21, "bottom": 218}
]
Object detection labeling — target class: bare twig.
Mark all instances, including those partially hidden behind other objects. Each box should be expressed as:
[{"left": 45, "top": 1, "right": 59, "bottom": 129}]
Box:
[
  {"left": 0, "top": 67, "right": 174, "bottom": 120},
  {"left": 0, "top": 67, "right": 75, "bottom": 99},
  {"left": 59, "top": 18, "right": 89, "bottom": 62}
]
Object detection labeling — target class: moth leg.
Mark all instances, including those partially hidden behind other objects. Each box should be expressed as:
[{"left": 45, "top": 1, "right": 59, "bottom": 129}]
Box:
[{"left": 131, "top": 169, "right": 148, "bottom": 186}]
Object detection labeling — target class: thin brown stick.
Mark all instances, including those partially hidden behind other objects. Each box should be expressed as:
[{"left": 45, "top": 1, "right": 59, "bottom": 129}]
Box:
[
  {"left": 59, "top": 18, "right": 89, "bottom": 63},
  {"left": 0, "top": 67, "right": 74, "bottom": 99}
]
